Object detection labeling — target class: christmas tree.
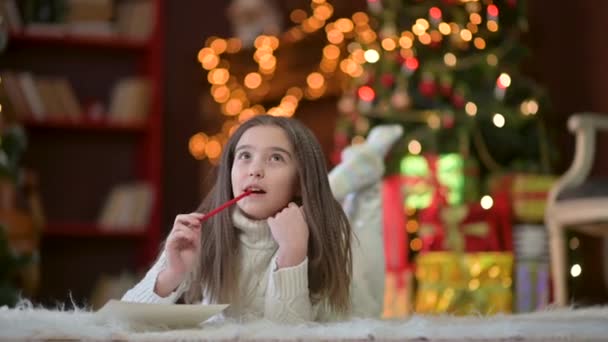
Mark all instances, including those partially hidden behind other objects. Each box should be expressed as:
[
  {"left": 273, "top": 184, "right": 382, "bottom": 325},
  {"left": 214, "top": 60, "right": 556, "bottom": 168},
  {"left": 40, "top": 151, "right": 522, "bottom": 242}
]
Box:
[{"left": 333, "top": 0, "right": 553, "bottom": 180}]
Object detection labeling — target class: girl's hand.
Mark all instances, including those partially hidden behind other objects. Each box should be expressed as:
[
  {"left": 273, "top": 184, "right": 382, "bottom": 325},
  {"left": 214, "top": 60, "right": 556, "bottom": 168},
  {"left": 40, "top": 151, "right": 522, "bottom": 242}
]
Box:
[
  {"left": 155, "top": 212, "right": 204, "bottom": 296},
  {"left": 268, "top": 202, "right": 309, "bottom": 269}
]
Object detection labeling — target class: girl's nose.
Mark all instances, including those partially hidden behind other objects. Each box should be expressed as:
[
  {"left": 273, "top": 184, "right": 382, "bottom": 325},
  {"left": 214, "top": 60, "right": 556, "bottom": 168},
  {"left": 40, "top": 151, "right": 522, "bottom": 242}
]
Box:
[{"left": 248, "top": 164, "right": 264, "bottom": 178}]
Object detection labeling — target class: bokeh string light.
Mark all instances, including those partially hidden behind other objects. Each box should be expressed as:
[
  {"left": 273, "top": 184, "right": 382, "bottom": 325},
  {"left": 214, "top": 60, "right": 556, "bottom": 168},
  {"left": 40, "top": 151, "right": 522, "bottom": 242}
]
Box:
[{"left": 192, "top": 0, "right": 541, "bottom": 165}]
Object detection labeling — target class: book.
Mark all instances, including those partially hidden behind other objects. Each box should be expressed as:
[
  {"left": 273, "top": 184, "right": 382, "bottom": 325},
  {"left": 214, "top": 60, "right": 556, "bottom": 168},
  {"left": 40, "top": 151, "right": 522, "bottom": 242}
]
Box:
[
  {"left": 108, "top": 77, "right": 151, "bottom": 124},
  {"left": 96, "top": 300, "right": 229, "bottom": 328},
  {"left": 98, "top": 182, "right": 154, "bottom": 230}
]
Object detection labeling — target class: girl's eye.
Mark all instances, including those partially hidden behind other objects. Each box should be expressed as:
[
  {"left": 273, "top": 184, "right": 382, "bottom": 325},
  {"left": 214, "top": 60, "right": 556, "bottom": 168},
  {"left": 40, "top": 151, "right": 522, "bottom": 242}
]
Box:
[
  {"left": 237, "top": 151, "right": 251, "bottom": 159},
  {"left": 270, "top": 154, "right": 284, "bottom": 162}
]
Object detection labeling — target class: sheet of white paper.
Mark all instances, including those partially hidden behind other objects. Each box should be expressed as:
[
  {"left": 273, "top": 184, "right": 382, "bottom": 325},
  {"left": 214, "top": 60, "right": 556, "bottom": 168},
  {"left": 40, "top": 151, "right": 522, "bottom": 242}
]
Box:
[{"left": 96, "top": 299, "right": 229, "bottom": 328}]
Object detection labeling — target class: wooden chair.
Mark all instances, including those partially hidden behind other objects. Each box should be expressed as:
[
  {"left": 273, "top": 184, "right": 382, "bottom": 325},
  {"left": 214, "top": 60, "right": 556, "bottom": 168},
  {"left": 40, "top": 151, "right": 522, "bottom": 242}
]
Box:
[{"left": 545, "top": 113, "right": 608, "bottom": 305}]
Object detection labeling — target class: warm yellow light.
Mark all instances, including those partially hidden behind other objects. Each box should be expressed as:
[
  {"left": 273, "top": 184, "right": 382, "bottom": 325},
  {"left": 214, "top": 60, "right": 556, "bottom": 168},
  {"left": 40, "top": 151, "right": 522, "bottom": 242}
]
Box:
[
  {"left": 320, "top": 60, "right": 337, "bottom": 73},
  {"left": 400, "top": 48, "right": 414, "bottom": 59},
  {"left": 489, "top": 266, "right": 500, "bottom": 278},
  {"left": 430, "top": 30, "right": 442, "bottom": 43},
  {"left": 570, "top": 264, "right": 582, "bottom": 278},
  {"left": 210, "top": 38, "right": 227, "bottom": 54},
  {"left": 305, "top": 86, "right": 326, "bottom": 100},
  {"left": 339, "top": 60, "right": 355, "bottom": 76},
  {"left": 499, "top": 73, "right": 511, "bottom": 87},
  {"left": 244, "top": 72, "right": 262, "bottom": 89},
  {"left": 327, "top": 29, "right": 344, "bottom": 44},
  {"left": 253, "top": 48, "right": 271, "bottom": 62},
  {"left": 211, "top": 85, "right": 230, "bottom": 103},
  {"left": 467, "top": 22, "right": 478, "bottom": 34},
  {"left": 222, "top": 119, "right": 238, "bottom": 134},
  {"left": 208, "top": 68, "right": 229, "bottom": 85},
  {"left": 444, "top": 53, "right": 457, "bottom": 67},
  {"left": 410, "top": 238, "right": 423, "bottom": 251},
  {"left": 399, "top": 35, "right": 413, "bottom": 49},
  {"left": 470, "top": 13, "right": 482, "bottom": 25},
  {"left": 465, "top": 102, "right": 477, "bottom": 116},
  {"left": 460, "top": 29, "right": 472, "bottom": 41},
  {"left": 224, "top": 98, "right": 243, "bottom": 116},
  {"left": 201, "top": 54, "right": 219, "bottom": 70},
  {"left": 312, "top": 0, "right": 326, "bottom": 3},
  {"left": 381, "top": 38, "right": 397, "bottom": 51},
  {"left": 197, "top": 47, "right": 214, "bottom": 63},
  {"left": 323, "top": 44, "right": 341, "bottom": 60},
  {"left": 528, "top": 100, "right": 539, "bottom": 115},
  {"left": 226, "top": 38, "right": 242, "bottom": 53},
  {"left": 419, "top": 33, "right": 431, "bottom": 45},
  {"left": 468, "top": 278, "right": 480, "bottom": 291},
  {"left": 351, "top": 49, "right": 366, "bottom": 64},
  {"left": 335, "top": 18, "right": 354, "bottom": 32},
  {"left": 290, "top": 9, "right": 307, "bottom": 24},
  {"left": 313, "top": 3, "right": 333, "bottom": 21},
  {"left": 239, "top": 108, "right": 257, "bottom": 123},
  {"left": 449, "top": 22, "right": 460, "bottom": 34},
  {"left": 258, "top": 54, "right": 276, "bottom": 69},
  {"left": 351, "top": 65, "right": 364, "bottom": 77},
  {"left": 364, "top": 49, "right": 381, "bottom": 63},
  {"left": 250, "top": 104, "right": 265, "bottom": 114},
  {"left": 189, "top": 132, "right": 209, "bottom": 160},
  {"left": 408, "top": 140, "right": 422, "bottom": 155},
  {"left": 438, "top": 22, "right": 451, "bottom": 35},
  {"left": 520, "top": 101, "right": 530, "bottom": 115},
  {"left": 307, "top": 17, "right": 325, "bottom": 32},
  {"left": 205, "top": 139, "right": 222, "bottom": 159},
  {"left": 307, "top": 72, "right": 325, "bottom": 89},
  {"left": 493, "top": 113, "right": 505, "bottom": 127},
  {"left": 287, "top": 87, "right": 304, "bottom": 100},
  {"left": 412, "top": 23, "right": 426, "bottom": 36},
  {"left": 487, "top": 20, "right": 499, "bottom": 32},
  {"left": 254, "top": 35, "right": 273, "bottom": 49},
  {"left": 406, "top": 220, "right": 419, "bottom": 233},
  {"left": 359, "top": 29, "right": 377, "bottom": 44},
  {"left": 286, "top": 27, "right": 304, "bottom": 41},
  {"left": 231, "top": 88, "right": 247, "bottom": 101},
  {"left": 470, "top": 262, "right": 482, "bottom": 277},
  {"left": 228, "top": 124, "right": 240, "bottom": 136},
  {"left": 352, "top": 12, "right": 369, "bottom": 25},
  {"left": 474, "top": 37, "right": 486, "bottom": 49},
  {"left": 281, "top": 95, "right": 299, "bottom": 113},
  {"left": 416, "top": 18, "right": 430, "bottom": 30},
  {"left": 487, "top": 54, "right": 498, "bottom": 66},
  {"left": 481, "top": 195, "right": 494, "bottom": 209},
  {"left": 428, "top": 114, "right": 441, "bottom": 129}
]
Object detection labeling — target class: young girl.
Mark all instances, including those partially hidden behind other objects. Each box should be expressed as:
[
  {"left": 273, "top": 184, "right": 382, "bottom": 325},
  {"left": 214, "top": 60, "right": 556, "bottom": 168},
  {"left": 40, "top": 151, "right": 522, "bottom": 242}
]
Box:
[{"left": 122, "top": 115, "right": 353, "bottom": 323}]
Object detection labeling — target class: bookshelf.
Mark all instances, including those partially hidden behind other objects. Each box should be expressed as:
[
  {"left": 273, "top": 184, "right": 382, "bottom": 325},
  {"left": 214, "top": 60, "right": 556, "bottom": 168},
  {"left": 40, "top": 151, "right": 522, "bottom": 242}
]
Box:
[
  {"left": 0, "top": 0, "right": 164, "bottom": 306},
  {"left": 8, "top": 31, "right": 150, "bottom": 50}
]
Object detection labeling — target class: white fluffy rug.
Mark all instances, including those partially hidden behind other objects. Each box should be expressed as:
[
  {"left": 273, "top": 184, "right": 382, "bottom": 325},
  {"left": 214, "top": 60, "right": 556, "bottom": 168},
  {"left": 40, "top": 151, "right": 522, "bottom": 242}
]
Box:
[{"left": 1, "top": 302, "right": 607, "bottom": 341}]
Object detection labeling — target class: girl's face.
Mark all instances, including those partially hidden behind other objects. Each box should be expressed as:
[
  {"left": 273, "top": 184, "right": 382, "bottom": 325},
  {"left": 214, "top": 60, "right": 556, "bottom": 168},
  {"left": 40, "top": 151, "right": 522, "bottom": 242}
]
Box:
[{"left": 231, "top": 125, "right": 299, "bottom": 220}]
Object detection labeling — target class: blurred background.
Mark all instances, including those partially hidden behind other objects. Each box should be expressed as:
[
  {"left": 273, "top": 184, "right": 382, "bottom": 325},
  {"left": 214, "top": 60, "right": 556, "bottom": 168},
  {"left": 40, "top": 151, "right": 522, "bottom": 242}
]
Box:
[{"left": 0, "top": 0, "right": 606, "bottom": 316}]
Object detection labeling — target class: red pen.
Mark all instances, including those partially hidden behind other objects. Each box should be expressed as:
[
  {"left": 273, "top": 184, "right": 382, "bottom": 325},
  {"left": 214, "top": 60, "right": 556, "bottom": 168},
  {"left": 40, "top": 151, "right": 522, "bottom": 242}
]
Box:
[{"left": 199, "top": 190, "right": 253, "bottom": 222}]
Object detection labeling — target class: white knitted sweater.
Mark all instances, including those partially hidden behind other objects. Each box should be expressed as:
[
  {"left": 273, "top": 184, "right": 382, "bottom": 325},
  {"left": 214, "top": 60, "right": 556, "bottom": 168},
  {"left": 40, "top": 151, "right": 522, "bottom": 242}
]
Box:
[{"left": 122, "top": 209, "right": 343, "bottom": 323}]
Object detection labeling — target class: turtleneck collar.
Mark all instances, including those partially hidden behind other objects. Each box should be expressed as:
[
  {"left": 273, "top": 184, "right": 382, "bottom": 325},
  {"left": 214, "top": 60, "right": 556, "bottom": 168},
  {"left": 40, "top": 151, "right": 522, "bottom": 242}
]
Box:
[{"left": 232, "top": 208, "right": 277, "bottom": 250}]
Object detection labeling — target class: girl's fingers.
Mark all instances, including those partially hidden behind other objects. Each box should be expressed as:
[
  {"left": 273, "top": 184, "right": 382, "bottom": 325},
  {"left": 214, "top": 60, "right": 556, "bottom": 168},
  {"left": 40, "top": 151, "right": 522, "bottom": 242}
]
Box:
[
  {"left": 175, "top": 214, "right": 202, "bottom": 229},
  {"left": 171, "top": 230, "right": 199, "bottom": 247}
]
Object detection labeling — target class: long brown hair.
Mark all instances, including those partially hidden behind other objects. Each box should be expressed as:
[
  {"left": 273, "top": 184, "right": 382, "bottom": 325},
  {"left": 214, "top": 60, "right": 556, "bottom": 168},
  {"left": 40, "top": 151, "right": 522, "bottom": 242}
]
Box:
[{"left": 183, "top": 115, "right": 352, "bottom": 314}]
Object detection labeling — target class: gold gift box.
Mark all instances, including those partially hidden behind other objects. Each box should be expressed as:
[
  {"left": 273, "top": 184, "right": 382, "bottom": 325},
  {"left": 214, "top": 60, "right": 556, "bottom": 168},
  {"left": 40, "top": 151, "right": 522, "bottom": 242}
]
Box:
[{"left": 415, "top": 252, "right": 513, "bottom": 315}]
